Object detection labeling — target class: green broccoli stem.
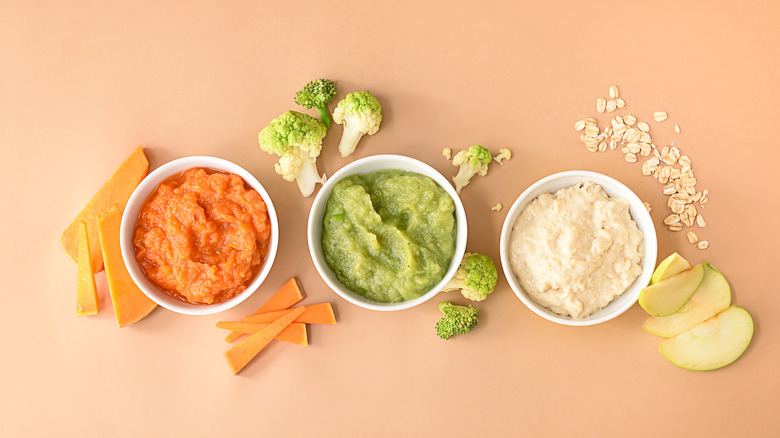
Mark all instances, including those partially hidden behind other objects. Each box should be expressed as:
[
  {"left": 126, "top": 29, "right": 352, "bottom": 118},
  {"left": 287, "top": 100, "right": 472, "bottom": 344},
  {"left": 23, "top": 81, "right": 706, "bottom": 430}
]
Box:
[
  {"left": 338, "top": 125, "right": 365, "bottom": 158},
  {"left": 316, "top": 107, "right": 331, "bottom": 128}
]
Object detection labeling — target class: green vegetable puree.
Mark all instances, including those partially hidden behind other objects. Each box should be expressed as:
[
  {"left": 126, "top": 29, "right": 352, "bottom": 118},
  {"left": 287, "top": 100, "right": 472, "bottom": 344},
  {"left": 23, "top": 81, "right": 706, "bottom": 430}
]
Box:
[{"left": 322, "top": 169, "right": 457, "bottom": 303}]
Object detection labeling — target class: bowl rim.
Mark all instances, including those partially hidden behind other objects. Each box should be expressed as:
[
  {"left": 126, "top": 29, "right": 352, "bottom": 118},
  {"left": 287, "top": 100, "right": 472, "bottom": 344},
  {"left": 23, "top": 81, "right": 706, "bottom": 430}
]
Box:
[
  {"left": 119, "top": 156, "right": 279, "bottom": 316},
  {"left": 499, "top": 170, "right": 657, "bottom": 326},
  {"left": 307, "top": 154, "right": 468, "bottom": 311}
]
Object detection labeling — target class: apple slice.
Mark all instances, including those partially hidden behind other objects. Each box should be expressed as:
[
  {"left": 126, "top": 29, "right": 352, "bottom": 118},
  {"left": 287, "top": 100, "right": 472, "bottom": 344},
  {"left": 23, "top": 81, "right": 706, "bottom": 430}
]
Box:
[
  {"left": 638, "top": 263, "right": 704, "bottom": 316},
  {"left": 643, "top": 262, "right": 731, "bottom": 337},
  {"left": 659, "top": 306, "right": 753, "bottom": 370},
  {"left": 650, "top": 252, "right": 692, "bottom": 285}
]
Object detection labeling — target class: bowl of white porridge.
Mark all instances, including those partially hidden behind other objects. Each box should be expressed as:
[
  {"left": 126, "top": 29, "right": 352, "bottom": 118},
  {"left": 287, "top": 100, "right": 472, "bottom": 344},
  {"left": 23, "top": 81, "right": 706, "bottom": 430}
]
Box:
[{"left": 499, "top": 171, "right": 657, "bottom": 326}]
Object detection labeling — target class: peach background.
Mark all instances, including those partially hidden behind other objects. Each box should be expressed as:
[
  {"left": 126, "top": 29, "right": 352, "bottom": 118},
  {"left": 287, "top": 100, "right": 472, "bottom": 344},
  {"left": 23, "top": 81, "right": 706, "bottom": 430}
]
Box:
[{"left": 2, "top": 1, "right": 778, "bottom": 437}]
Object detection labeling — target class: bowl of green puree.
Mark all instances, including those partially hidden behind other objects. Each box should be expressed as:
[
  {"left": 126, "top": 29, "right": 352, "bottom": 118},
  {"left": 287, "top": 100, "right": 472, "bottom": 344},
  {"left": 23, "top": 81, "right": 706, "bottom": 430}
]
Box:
[{"left": 308, "top": 155, "right": 468, "bottom": 311}]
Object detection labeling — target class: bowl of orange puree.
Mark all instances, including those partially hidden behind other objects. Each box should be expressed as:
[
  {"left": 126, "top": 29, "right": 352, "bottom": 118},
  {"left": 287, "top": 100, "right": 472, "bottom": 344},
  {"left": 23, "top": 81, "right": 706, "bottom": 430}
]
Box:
[{"left": 120, "top": 156, "right": 278, "bottom": 315}]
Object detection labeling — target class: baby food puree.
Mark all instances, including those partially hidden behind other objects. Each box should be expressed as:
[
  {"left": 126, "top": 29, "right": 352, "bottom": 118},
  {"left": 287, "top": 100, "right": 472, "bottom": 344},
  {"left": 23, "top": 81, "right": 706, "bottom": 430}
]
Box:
[
  {"left": 322, "top": 170, "right": 457, "bottom": 303},
  {"left": 133, "top": 168, "right": 271, "bottom": 305}
]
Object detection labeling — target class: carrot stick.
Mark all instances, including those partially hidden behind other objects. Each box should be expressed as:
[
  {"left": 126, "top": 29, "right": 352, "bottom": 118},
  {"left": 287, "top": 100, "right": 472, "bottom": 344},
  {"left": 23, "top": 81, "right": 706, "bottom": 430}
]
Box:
[
  {"left": 217, "top": 321, "right": 308, "bottom": 346},
  {"left": 245, "top": 303, "right": 336, "bottom": 325},
  {"left": 224, "top": 277, "right": 305, "bottom": 342},
  {"left": 223, "top": 307, "right": 305, "bottom": 374},
  {"left": 255, "top": 277, "right": 305, "bottom": 313}
]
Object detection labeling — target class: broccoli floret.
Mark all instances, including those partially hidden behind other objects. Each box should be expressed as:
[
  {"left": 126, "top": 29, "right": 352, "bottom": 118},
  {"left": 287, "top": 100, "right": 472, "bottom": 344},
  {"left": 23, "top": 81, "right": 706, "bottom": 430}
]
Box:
[
  {"left": 435, "top": 302, "right": 479, "bottom": 340},
  {"left": 442, "top": 253, "right": 498, "bottom": 301},
  {"left": 332, "top": 91, "right": 382, "bottom": 157},
  {"left": 258, "top": 110, "right": 327, "bottom": 197},
  {"left": 452, "top": 145, "right": 491, "bottom": 193},
  {"left": 294, "top": 79, "right": 338, "bottom": 128}
]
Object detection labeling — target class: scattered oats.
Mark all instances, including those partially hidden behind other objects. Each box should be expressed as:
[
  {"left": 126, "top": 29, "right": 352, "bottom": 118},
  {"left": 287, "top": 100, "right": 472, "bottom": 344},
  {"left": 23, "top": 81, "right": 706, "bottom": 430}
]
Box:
[
  {"left": 625, "top": 152, "right": 637, "bottom": 163},
  {"left": 675, "top": 124, "right": 681, "bottom": 134},
  {"left": 574, "top": 120, "right": 586, "bottom": 131},
  {"left": 586, "top": 143, "right": 599, "bottom": 152},
  {"left": 621, "top": 147, "right": 630, "bottom": 154},
  {"left": 585, "top": 125, "right": 600, "bottom": 136},
  {"left": 640, "top": 144, "right": 652, "bottom": 157},
  {"left": 492, "top": 203, "right": 503, "bottom": 212},
  {"left": 603, "top": 126, "right": 613, "bottom": 136},
  {"left": 606, "top": 99, "right": 617, "bottom": 112},
  {"left": 669, "top": 168, "right": 681, "bottom": 180},
  {"left": 616, "top": 98, "right": 626, "bottom": 108},
  {"left": 614, "top": 125, "right": 628, "bottom": 136},
  {"left": 670, "top": 200, "right": 685, "bottom": 214},
  {"left": 609, "top": 84, "right": 619, "bottom": 99},
  {"left": 597, "top": 98, "right": 607, "bottom": 113},
  {"left": 663, "top": 184, "right": 677, "bottom": 195},
  {"left": 598, "top": 141, "right": 608, "bottom": 152},
  {"left": 654, "top": 111, "right": 668, "bottom": 122},
  {"left": 668, "top": 224, "right": 683, "bottom": 232},
  {"left": 637, "top": 121, "right": 650, "bottom": 132},
  {"left": 640, "top": 133, "right": 652, "bottom": 144},
  {"left": 625, "top": 129, "right": 641, "bottom": 144},
  {"left": 664, "top": 214, "right": 681, "bottom": 225},
  {"left": 644, "top": 202, "right": 652, "bottom": 212},
  {"left": 698, "top": 240, "right": 709, "bottom": 250},
  {"left": 609, "top": 139, "right": 618, "bottom": 150},
  {"left": 693, "top": 191, "right": 702, "bottom": 202},
  {"left": 442, "top": 148, "right": 452, "bottom": 160},
  {"left": 697, "top": 214, "right": 706, "bottom": 227},
  {"left": 687, "top": 231, "right": 699, "bottom": 244},
  {"left": 624, "top": 115, "right": 636, "bottom": 125},
  {"left": 627, "top": 142, "right": 641, "bottom": 154}
]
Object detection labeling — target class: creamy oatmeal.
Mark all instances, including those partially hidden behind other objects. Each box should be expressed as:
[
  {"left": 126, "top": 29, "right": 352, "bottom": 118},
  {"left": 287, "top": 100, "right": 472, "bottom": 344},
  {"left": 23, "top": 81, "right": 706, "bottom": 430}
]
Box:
[{"left": 509, "top": 182, "right": 643, "bottom": 319}]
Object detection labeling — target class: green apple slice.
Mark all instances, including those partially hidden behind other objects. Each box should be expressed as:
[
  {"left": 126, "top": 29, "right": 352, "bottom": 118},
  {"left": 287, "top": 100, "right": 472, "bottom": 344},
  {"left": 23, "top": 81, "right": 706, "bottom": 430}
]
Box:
[
  {"left": 643, "top": 262, "right": 731, "bottom": 337},
  {"left": 659, "top": 306, "right": 753, "bottom": 370},
  {"left": 638, "top": 263, "right": 704, "bottom": 316},
  {"left": 650, "top": 252, "right": 692, "bottom": 285}
]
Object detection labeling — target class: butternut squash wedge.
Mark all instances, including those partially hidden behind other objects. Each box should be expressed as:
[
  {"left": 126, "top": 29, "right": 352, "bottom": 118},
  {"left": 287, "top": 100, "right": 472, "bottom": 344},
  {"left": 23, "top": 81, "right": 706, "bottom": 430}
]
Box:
[
  {"left": 76, "top": 221, "right": 100, "bottom": 316},
  {"left": 97, "top": 205, "right": 157, "bottom": 327},
  {"left": 60, "top": 146, "right": 148, "bottom": 272}
]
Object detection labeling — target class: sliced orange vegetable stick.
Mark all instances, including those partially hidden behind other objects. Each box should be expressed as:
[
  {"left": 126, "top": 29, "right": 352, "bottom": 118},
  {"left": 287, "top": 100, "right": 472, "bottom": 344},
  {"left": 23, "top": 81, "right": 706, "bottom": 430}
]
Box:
[
  {"left": 223, "top": 307, "right": 305, "bottom": 375},
  {"left": 76, "top": 221, "right": 100, "bottom": 316},
  {"left": 254, "top": 277, "right": 305, "bottom": 313},
  {"left": 245, "top": 303, "right": 336, "bottom": 325},
  {"left": 224, "top": 277, "right": 305, "bottom": 343},
  {"left": 216, "top": 321, "right": 308, "bottom": 346}
]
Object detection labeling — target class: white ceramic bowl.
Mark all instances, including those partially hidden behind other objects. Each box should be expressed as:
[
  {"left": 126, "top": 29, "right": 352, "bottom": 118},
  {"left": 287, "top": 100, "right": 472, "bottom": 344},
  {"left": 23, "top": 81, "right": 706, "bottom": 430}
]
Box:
[
  {"left": 307, "top": 155, "right": 468, "bottom": 311},
  {"left": 120, "top": 156, "right": 279, "bottom": 315},
  {"left": 499, "top": 171, "right": 657, "bottom": 326}
]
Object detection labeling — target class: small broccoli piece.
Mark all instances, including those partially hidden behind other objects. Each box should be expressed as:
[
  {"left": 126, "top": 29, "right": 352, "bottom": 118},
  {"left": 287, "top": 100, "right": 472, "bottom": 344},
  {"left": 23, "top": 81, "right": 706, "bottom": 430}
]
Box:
[
  {"left": 258, "top": 110, "right": 327, "bottom": 197},
  {"left": 442, "top": 253, "right": 498, "bottom": 301},
  {"left": 451, "top": 145, "right": 491, "bottom": 193},
  {"left": 493, "top": 148, "right": 512, "bottom": 164},
  {"left": 332, "top": 91, "right": 382, "bottom": 157},
  {"left": 294, "top": 79, "right": 338, "bottom": 128},
  {"left": 435, "top": 302, "right": 479, "bottom": 340}
]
